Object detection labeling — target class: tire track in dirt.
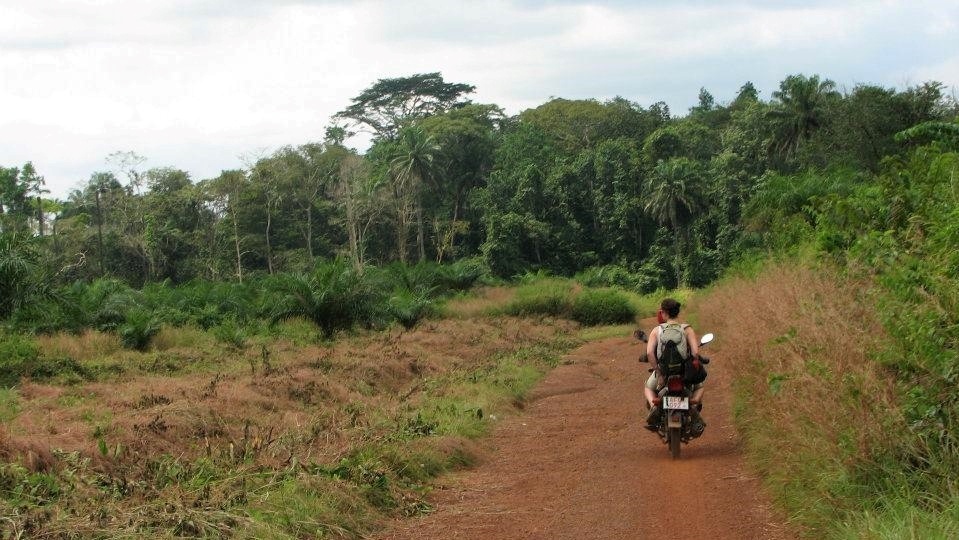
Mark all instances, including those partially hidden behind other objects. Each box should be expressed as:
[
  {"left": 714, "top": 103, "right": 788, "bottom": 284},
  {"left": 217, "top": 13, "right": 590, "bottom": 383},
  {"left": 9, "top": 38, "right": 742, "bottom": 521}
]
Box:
[{"left": 378, "top": 322, "right": 793, "bottom": 540}]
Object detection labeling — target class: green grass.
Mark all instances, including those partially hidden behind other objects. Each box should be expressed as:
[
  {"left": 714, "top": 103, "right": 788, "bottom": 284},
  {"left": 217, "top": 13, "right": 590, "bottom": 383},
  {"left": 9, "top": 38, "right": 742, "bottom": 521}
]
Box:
[
  {"left": 578, "top": 324, "right": 634, "bottom": 341},
  {"left": 495, "top": 277, "right": 657, "bottom": 327},
  {"left": 831, "top": 492, "right": 959, "bottom": 540},
  {"left": 0, "top": 388, "right": 19, "bottom": 422}
]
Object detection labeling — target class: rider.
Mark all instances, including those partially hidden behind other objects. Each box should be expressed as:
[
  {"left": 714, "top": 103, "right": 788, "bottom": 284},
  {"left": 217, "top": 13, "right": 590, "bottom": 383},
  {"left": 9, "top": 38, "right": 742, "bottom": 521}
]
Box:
[{"left": 644, "top": 298, "right": 706, "bottom": 432}]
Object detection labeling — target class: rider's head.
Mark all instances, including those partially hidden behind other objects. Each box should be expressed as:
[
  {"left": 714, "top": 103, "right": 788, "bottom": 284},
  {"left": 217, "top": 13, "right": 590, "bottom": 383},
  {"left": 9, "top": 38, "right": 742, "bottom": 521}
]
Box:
[{"left": 661, "top": 298, "right": 681, "bottom": 319}]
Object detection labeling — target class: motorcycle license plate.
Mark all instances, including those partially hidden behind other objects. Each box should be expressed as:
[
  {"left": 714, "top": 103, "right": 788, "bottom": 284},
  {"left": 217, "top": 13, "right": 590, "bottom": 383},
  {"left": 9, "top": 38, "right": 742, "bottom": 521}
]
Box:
[{"left": 664, "top": 396, "right": 689, "bottom": 410}]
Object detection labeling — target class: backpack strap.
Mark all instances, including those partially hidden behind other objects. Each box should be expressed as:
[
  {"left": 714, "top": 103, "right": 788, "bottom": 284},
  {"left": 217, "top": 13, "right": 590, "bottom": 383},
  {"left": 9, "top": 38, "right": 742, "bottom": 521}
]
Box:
[{"left": 659, "top": 322, "right": 689, "bottom": 329}]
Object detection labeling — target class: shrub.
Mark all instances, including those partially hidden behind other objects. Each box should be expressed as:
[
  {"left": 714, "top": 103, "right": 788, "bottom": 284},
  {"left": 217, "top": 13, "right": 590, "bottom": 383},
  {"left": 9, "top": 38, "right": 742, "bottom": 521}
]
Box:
[
  {"left": 267, "top": 317, "right": 322, "bottom": 345},
  {"left": 502, "top": 279, "right": 573, "bottom": 317},
  {"left": 0, "top": 333, "right": 39, "bottom": 387},
  {"left": 440, "top": 258, "right": 488, "bottom": 291},
  {"left": 575, "top": 265, "right": 642, "bottom": 289},
  {"left": 268, "top": 259, "right": 384, "bottom": 337},
  {"left": 570, "top": 289, "right": 637, "bottom": 326},
  {"left": 212, "top": 319, "right": 247, "bottom": 349},
  {"left": 118, "top": 309, "right": 161, "bottom": 351},
  {"left": 0, "top": 333, "right": 92, "bottom": 385},
  {"left": 382, "top": 262, "right": 442, "bottom": 296},
  {"left": 150, "top": 326, "right": 211, "bottom": 351},
  {"left": 387, "top": 291, "right": 434, "bottom": 330}
]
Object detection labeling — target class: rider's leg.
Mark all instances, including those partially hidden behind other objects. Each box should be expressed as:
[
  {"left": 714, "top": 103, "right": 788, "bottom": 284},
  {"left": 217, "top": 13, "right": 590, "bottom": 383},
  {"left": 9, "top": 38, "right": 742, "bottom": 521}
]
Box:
[
  {"left": 689, "top": 383, "right": 706, "bottom": 435},
  {"left": 690, "top": 386, "right": 705, "bottom": 405},
  {"left": 644, "top": 385, "right": 657, "bottom": 408},
  {"left": 644, "top": 373, "right": 661, "bottom": 426},
  {"left": 644, "top": 372, "right": 659, "bottom": 407}
]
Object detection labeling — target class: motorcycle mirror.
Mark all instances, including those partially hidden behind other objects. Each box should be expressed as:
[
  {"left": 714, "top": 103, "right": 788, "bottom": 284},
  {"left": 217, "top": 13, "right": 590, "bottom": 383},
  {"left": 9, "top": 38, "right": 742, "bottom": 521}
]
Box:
[{"left": 700, "top": 333, "right": 714, "bottom": 346}]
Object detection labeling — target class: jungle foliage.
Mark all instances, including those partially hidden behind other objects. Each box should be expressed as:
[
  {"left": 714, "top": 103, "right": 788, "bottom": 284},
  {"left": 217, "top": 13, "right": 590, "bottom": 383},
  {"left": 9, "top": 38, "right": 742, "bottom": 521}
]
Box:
[{"left": 4, "top": 74, "right": 952, "bottom": 297}]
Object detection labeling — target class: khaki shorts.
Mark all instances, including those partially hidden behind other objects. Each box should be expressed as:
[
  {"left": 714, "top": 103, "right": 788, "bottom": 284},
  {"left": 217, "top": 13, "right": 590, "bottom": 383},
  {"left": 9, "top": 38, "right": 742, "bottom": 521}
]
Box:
[{"left": 646, "top": 372, "right": 704, "bottom": 391}]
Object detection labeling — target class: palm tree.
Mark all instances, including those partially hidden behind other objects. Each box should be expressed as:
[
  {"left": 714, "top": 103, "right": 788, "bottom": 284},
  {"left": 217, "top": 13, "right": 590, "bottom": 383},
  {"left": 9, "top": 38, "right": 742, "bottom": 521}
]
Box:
[
  {"left": 390, "top": 126, "right": 441, "bottom": 262},
  {"left": 268, "top": 259, "right": 380, "bottom": 338},
  {"left": 644, "top": 158, "right": 704, "bottom": 286},
  {"left": 0, "top": 232, "right": 36, "bottom": 317},
  {"left": 768, "top": 74, "right": 839, "bottom": 159}
]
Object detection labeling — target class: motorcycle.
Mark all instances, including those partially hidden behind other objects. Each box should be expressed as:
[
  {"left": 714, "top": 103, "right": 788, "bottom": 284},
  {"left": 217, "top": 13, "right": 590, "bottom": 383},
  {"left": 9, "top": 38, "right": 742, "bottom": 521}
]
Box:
[{"left": 637, "top": 330, "right": 714, "bottom": 459}]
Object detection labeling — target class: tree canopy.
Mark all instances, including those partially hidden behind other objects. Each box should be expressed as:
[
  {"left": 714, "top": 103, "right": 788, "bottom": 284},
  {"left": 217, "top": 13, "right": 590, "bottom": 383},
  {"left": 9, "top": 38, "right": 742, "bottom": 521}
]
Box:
[
  {"left": 3, "top": 71, "right": 956, "bottom": 290},
  {"left": 334, "top": 72, "right": 476, "bottom": 140}
]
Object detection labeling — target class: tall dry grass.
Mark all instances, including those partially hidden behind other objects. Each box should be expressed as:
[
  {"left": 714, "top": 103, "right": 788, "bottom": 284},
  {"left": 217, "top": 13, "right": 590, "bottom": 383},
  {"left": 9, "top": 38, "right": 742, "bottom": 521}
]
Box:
[
  {"left": 440, "top": 286, "right": 516, "bottom": 318},
  {"left": 0, "top": 315, "right": 579, "bottom": 538},
  {"left": 35, "top": 330, "right": 121, "bottom": 362},
  {"left": 696, "top": 260, "right": 907, "bottom": 532}
]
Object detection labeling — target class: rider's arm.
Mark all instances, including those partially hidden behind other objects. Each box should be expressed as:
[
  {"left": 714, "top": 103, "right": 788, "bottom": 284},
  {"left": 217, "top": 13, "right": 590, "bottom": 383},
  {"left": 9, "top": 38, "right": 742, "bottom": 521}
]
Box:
[
  {"left": 685, "top": 326, "right": 700, "bottom": 357},
  {"left": 646, "top": 326, "right": 659, "bottom": 364}
]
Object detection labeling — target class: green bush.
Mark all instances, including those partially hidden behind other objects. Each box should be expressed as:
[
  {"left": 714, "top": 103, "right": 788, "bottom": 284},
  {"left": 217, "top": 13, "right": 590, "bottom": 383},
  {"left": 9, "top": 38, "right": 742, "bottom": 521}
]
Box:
[
  {"left": 119, "top": 309, "right": 161, "bottom": 350},
  {"left": 575, "top": 265, "right": 641, "bottom": 289},
  {"left": 387, "top": 291, "right": 434, "bottom": 330},
  {"left": 440, "top": 258, "right": 488, "bottom": 291},
  {"left": 0, "top": 334, "right": 90, "bottom": 386},
  {"left": 502, "top": 279, "right": 573, "bottom": 317},
  {"left": 268, "top": 259, "right": 385, "bottom": 337},
  {"left": 570, "top": 289, "right": 637, "bottom": 326},
  {"left": 212, "top": 319, "right": 247, "bottom": 349},
  {"left": 0, "top": 333, "right": 39, "bottom": 387}
]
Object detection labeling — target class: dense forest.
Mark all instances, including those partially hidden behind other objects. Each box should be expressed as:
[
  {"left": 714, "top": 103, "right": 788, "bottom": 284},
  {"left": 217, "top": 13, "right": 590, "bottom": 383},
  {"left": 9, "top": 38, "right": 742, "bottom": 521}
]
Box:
[{"left": 3, "top": 73, "right": 953, "bottom": 293}]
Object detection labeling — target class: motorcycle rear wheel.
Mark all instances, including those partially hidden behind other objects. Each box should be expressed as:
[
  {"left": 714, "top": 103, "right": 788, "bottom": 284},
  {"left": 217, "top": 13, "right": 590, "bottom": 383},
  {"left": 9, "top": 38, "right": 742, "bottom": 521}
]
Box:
[{"left": 668, "top": 427, "right": 681, "bottom": 458}]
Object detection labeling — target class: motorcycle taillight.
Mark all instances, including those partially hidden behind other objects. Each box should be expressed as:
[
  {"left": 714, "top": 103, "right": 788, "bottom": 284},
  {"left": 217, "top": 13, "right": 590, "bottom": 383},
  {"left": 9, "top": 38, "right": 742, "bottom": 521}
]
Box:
[{"left": 667, "top": 376, "right": 684, "bottom": 392}]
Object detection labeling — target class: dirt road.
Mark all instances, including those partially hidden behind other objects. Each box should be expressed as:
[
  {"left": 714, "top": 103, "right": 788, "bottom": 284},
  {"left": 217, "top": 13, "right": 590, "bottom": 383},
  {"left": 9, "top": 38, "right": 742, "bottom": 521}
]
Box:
[{"left": 378, "top": 323, "right": 793, "bottom": 540}]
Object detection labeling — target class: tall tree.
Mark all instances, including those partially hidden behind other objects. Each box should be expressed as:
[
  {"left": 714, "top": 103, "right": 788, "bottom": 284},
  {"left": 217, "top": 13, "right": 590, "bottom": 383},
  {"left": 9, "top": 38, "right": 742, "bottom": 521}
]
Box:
[
  {"left": 731, "top": 81, "right": 759, "bottom": 110},
  {"left": 768, "top": 74, "right": 839, "bottom": 160},
  {"left": 210, "top": 170, "right": 249, "bottom": 282},
  {"left": 141, "top": 168, "right": 209, "bottom": 282},
  {"left": 248, "top": 158, "right": 286, "bottom": 274},
  {"left": 644, "top": 157, "right": 705, "bottom": 286},
  {"left": 390, "top": 126, "right": 440, "bottom": 262},
  {"left": 0, "top": 166, "right": 29, "bottom": 232},
  {"left": 284, "top": 142, "right": 347, "bottom": 259},
  {"left": 334, "top": 72, "right": 475, "bottom": 140},
  {"left": 20, "top": 162, "right": 48, "bottom": 236},
  {"left": 420, "top": 103, "right": 504, "bottom": 261},
  {"left": 332, "top": 154, "right": 383, "bottom": 270}
]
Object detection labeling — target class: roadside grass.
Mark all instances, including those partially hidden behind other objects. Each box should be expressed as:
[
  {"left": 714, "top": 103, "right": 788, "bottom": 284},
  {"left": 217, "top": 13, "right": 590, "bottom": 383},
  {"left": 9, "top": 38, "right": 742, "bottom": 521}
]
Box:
[
  {"left": 696, "top": 259, "right": 911, "bottom": 538},
  {"left": 0, "top": 388, "right": 19, "bottom": 422},
  {"left": 578, "top": 324, "right": 635, "bottom": 341},
  {"left": 0, "top": 316, "right": 581, "bottom": 538},
  {"left": 0, "top": 275, "right": 654, "bottom": 538},
  {"left": 830, "top": 492, "right": 959, "bottom": 540}
]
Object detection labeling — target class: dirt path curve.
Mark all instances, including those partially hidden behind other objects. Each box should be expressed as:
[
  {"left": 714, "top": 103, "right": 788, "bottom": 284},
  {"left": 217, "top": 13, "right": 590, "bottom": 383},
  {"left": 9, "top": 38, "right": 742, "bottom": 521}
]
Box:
[{"left": 378, "top": 320, "right": 793, "bottom": 540}]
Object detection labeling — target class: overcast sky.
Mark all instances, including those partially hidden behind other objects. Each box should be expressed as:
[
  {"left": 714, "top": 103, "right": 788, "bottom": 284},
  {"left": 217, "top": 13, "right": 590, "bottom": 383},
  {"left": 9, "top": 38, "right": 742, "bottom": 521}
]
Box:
[{"left": 1, "top": 0, "right": 956, "bottom": 198}]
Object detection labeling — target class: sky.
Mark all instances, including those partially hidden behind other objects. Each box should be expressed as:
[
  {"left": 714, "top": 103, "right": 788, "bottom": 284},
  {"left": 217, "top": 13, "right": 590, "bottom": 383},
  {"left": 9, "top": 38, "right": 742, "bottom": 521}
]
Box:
[{"left": 1, "top": 0, "right": 957, "bottom": 198}]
